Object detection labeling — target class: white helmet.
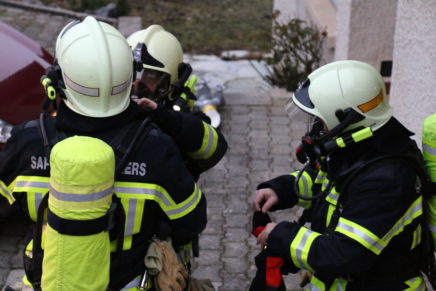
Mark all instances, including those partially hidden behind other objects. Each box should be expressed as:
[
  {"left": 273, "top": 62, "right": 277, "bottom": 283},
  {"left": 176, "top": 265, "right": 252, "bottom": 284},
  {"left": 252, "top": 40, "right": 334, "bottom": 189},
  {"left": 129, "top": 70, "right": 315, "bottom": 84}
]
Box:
[
  {"left": 292, "top": 60, "right": 393, "bottom": 135},
  {"left": 55, "top": 16, "right": 133, "bottom": 117},
  {"left": 126, "top": 25, "right": 183, "bottom": 83}
]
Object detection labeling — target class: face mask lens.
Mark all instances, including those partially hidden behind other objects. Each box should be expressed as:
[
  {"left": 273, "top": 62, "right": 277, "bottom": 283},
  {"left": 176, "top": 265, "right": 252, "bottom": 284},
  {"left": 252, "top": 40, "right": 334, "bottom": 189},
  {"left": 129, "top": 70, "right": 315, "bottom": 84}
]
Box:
[{"left": 285, "top": 97, "right": 306, "bottom": 119}]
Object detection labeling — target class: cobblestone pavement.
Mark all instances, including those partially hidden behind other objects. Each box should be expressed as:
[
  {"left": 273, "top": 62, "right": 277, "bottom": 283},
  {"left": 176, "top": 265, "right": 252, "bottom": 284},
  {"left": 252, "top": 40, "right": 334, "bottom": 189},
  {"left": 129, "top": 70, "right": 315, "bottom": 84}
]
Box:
[{"left": 0, "top": 2, "right": 306, "bottom": 290}]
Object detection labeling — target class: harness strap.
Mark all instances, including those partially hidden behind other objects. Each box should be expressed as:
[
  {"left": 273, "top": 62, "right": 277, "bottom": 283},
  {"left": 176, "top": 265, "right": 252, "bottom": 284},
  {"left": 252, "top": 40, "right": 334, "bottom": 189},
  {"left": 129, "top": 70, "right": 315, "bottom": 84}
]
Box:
[
  {"left": 32, "top": 193, "right": 49, "bottom": 291},
  {"left": 47, "top": 202, "right": 116, "bottom": 236}
]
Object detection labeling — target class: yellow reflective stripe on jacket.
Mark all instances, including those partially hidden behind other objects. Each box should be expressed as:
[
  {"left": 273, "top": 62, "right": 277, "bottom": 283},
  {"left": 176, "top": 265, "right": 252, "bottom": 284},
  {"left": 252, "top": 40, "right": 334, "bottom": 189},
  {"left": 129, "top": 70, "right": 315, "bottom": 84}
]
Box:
[
  {"left": 290, "top": 171, "right": 313, "bottom": 209},
  {"left": 325, "top": 186, "right": 339, "bottom": 227},
  {"left": 188, "top": 122, "right": 218, "bottom": 160},
  {"left": 404, "top": 276, "right": 425, "bottom": 291},
  {"left": 114, "top": 182, "right": 202, "bottom": 220},
  {"left": 314, "top": 170, "right": 327, "bottom": 184},
  {"left": 381, "top": 196, "right": 422, "bottom": 245},
  {"left": 325, "top": 187, "right": 339, "bottom": 206},
  {"left": 326, "top": 204, "right": 335, "bottom": 228},
  {"left": 429, "top": 222, "right": 436, "bottom": 245},
  {"left": 336, "top": 197, "right": 422, "bottom": 255},
  {"left": 335, "top": 217, "right": 385, "bottom": 255},
  {"left": 422, "top": 140, "right": 436, "bottom": 162},
  {"left": 12, "top": 176, "right": 50, "bottom": 193},
  {"left": 0, "top": 180, "right": 15, "bottom": 204},
  {"left": 305, "top": 275, "right": 325, "bottom": 291},
  {"left": 411, "top": 224, "right": 422, "bottom": 250},
  {"left": 27, "top": 192, "right": 45, "bottom": 222},
  {"left": 290, "top": 227, "right": 321, "bottom": 272},
  {"left": 328, "top": 278, "right": 347, "bottom": 291}
]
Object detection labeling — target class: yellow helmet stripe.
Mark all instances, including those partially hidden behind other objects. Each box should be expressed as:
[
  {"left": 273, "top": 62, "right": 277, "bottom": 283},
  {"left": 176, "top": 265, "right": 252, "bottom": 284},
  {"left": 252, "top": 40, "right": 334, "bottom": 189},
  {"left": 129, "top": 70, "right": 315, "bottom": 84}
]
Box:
[{"left": 357, "top": 90, "right": 383, "bottom": 113}]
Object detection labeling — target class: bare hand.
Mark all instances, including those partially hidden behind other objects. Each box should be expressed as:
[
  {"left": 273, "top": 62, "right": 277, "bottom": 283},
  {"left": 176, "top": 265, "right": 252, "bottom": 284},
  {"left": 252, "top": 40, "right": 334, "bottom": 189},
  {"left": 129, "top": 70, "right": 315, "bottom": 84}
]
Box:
[
  {"left": 257, "top": 222, "right": 277, "bottom": 247},
  {"left": 252, "top": 188, "right": 278, "bottom": 213},
  {"left": 134, "top": 97, "right": 158, "bottom": 111}
]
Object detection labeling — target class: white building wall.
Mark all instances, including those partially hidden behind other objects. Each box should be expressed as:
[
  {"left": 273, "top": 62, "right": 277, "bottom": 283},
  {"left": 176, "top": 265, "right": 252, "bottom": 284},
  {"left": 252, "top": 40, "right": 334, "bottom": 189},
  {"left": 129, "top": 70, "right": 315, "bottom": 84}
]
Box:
[
  {"left": 390, "top": 1, "right": 436, "bottom": 144},
  {"left": 335, "top": 0, "right": 397, "bottom": 71}
]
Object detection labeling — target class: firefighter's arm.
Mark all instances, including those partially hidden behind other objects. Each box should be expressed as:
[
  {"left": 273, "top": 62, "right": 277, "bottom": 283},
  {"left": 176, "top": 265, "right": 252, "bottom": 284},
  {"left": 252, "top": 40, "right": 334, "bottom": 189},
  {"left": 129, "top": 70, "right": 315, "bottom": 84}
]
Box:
[
  {"left": 156, "top": 136, "right": 207, "bottom": 242},
  {"left": 266, "top": 163, "right": 421, "bottom": 274},
  {"left": 138, "top": 102, "right": 227, "bottom": 174},
  {"left": 256, "top": 167, "right": 317, "bottom": 211},
  {"left": 0, "top": 125, "right": 25, "bottom": 206}
]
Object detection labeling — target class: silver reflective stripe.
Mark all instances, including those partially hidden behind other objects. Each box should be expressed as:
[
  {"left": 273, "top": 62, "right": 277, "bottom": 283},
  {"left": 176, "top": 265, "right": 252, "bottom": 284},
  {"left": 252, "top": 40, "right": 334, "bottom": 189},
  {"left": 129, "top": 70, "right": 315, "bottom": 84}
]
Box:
[
  {"left": 423, "top": 143, "right": 436, "bottom": 155},
  {"left": 15, "top": 180, "right": 49, "bottom": 189},
  {"left": 49, "top": 186, "right": 113, "bottom": 202},
  {"left": 166, "top": 186, "right": 200, "bottom": 217},
  {"left": 299, "top": 174, "right": 309, "bottom": 198},
  {"left": 0, "top": 182, "right": 13, "bottom": 201},
  {"left": 120, "top": 276, "right": 141, "bottom": 290},
  {"left": 190, "top": 124, "right": 214, "bottom": 159},
  {"left": 64, "top": 73, "right": 99, "bottom": 97},
  {"left": 337, "top": 220, "right": 384, "bottom": 253},
  {"left": 111, "top": 79, "right": 130, "bottom": 95},
  {"left": 306, "top": 282, "right": 323, "bottom": 291},
  {"left": 429, "top": 223, "right": 436, "bottom": 234},
  {"left": 406, "top": 277, "right": 426, "bottom": 291},
  {"left": 125, "top": 199, "right": 137, "bottom": 236},
  {"left": 114, "top": 186, "right": 172, "bottom": 207},
  {"left": 315, "top": 171, "right": 326, "bottom": 181},
  {"left": 383, "top": 201, "right": 422, "bottom": 242},
  {"left": 295, "top": 229, "right": 314, "bottom": 269},
  {"left": 322, "top": 180, "right": 329, "bottom": 190},
  {"left": 34, "top": 192, "right": 43, "bottom": 213},
  {"left": 327, "top": 192, "right": 338, "bottom": 203},
  {"left": 333, "top": 278, "right": 347, "bottom": 291}
]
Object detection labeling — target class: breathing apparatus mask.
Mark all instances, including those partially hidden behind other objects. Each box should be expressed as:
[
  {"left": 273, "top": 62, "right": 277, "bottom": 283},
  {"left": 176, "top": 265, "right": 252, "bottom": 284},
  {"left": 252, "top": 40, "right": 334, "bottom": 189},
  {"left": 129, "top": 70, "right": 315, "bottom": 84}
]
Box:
[
  {"left": 287, "top": 97, "right": 374, "bottom": 201},
  {"left": 132, "top": 43, "right": 195, "bottom": 111}
]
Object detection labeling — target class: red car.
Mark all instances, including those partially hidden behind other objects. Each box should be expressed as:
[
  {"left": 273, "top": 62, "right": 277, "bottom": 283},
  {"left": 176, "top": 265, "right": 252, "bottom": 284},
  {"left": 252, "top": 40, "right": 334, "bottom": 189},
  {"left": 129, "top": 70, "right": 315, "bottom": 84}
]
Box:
[{"left": 0, "top": 21, "right": 54, "bottom": 147}]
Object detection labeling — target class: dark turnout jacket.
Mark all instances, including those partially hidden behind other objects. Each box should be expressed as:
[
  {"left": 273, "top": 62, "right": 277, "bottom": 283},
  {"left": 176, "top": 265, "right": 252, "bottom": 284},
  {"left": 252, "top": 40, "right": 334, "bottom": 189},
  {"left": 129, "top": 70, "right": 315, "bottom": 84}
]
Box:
[
  {"left": 0, "top": 101, "right": 207, "bottom": 290},
  {"left": 258, "top": 118, "right": 427, "bottom": 290}
]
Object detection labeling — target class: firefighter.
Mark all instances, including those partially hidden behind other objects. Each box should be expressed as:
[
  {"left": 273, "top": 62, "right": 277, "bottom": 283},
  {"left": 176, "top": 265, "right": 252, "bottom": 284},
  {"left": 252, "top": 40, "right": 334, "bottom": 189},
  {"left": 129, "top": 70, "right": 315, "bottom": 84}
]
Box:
[
  {"left": 126, "top": 25, "right": 228, "bottom": 181},
  {"left": 0, "top": 16, "right": 206, "bottom": 291},
  {"left": 252, "top": 60, "right": 428, "bottom": 290}
]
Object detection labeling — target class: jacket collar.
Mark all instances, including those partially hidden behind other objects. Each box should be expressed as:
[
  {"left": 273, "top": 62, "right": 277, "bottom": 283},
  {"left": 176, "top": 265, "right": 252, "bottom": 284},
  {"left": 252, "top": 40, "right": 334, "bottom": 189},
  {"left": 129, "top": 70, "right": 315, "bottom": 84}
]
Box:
[{"left": 55, "top": 101, "right": 144, "bottom": 134}]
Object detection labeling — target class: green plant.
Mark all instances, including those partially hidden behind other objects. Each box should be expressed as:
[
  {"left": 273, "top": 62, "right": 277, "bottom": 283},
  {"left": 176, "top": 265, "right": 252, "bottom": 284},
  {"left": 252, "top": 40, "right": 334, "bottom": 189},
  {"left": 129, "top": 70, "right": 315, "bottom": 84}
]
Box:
[{"left": 254, "top": 18, "right": 326, "bottom": 92}]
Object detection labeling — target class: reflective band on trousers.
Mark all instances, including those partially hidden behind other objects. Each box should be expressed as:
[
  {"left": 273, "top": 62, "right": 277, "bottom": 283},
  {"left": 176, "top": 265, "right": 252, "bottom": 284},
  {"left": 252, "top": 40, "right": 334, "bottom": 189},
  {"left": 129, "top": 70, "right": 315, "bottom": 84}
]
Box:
[
  {"left": 290, "top": 227, "right": 321, "bottom": 272},
  {"left": 188, "top": 122, "right": 217, "bottom": 160}
]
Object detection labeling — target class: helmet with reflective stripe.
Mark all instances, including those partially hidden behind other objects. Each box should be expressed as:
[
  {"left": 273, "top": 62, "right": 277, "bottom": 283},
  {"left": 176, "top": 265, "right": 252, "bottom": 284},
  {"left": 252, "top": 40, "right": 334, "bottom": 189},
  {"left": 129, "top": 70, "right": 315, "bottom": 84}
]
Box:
[
  {"left": 126, "top": 25, "right": 183, "bottom": 83},
  {"left": 292, "top": 60, "right": 393, "bottom": 135},
  {"left": 55, "top": 16, "right": 133, "bottom": 117}
]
